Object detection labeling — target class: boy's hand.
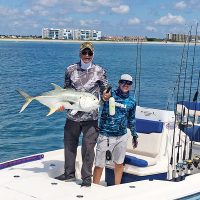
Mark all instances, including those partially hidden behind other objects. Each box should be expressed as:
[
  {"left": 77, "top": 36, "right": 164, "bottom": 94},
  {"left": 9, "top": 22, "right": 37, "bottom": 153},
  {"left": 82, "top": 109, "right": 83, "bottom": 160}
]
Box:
[
  {"left": 132, "top": 136, "right": 138, "bottom": 149},
  {"left": 102, "top": 90, "right": 111, "bottom": 101},
  {"left": 102, "top": 86, "right": 112, "bottom": 101}
]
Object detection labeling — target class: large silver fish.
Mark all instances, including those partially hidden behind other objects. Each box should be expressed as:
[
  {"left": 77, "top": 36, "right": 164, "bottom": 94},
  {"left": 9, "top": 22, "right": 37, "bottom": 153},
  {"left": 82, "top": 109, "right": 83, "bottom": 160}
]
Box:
[{"left": 17, "top": 83, "right": 100, "bottom": 116}]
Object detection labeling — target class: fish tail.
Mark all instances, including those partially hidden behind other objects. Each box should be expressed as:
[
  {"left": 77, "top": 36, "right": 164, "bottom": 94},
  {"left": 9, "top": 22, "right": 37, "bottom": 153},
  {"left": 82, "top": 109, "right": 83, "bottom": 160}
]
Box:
[{"left": 16, "top": 89, "right": 34, "bottom": 113}]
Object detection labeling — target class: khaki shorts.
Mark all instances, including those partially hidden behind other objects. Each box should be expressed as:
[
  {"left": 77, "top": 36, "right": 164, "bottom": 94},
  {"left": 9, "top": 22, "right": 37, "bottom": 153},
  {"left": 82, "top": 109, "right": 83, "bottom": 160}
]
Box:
[{"left": 95, "top": 134, "right": 129, "bottom": 168}]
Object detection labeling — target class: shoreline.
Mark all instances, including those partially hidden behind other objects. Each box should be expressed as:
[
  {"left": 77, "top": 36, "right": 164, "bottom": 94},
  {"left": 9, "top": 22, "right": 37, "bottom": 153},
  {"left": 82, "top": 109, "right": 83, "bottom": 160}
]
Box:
[{"left": 0, "top": 38, "right": 190, "bottom": 45}]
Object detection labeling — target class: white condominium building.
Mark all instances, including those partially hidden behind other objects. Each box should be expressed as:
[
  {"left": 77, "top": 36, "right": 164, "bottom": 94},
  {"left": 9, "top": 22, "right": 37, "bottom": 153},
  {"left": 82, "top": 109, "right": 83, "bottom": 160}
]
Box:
[
  {"left": 42, "top": 28, "right": 101, "bottom": 40},
  {"left": 166, "top": 33, "right": 200, "bottom": 42}
]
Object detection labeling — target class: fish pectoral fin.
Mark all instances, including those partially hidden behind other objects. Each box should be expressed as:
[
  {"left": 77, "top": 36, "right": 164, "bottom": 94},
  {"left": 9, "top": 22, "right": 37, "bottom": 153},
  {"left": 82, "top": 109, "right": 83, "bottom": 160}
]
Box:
[
  {"left": 69, "top": 110, "right": 78, "bottom": 115},
  {"left": 68, "top": 101, "right": 75, "bottom": 105},
  {"left": 47, "top": 108, "right": 57, "bottom": 116}
]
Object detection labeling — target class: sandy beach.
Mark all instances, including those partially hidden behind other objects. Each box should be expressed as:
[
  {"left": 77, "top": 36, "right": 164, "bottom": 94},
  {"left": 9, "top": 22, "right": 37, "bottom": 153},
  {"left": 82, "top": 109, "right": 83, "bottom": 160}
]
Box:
[{"left": 0, "top": 38, "right": 189, "bottom": 45}]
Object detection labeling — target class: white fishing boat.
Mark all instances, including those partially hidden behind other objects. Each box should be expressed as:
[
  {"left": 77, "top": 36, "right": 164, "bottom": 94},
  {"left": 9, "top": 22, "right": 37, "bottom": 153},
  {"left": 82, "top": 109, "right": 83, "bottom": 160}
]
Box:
[
  {"left": 1, "top": 103, "right": 200, "bottom": 200},
  {"left": 1, "top": 28, "right": 200, "bottom": 199}
]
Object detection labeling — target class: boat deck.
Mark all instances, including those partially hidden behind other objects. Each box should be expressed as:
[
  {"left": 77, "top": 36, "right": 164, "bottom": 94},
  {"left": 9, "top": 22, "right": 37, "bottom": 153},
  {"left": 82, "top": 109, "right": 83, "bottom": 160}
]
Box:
[{"left": 0, "top": 148, "right": 200, "bottom": 200}]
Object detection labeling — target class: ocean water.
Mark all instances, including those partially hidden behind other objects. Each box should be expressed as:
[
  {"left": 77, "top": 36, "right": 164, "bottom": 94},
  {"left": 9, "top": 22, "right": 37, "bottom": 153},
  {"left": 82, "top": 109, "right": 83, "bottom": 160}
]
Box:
[
  {"left": 0, "top": 41, "right": 200, "bottom": 163},
  {"left": 179, "top": 192, "right": 200, "bottom": 200}
]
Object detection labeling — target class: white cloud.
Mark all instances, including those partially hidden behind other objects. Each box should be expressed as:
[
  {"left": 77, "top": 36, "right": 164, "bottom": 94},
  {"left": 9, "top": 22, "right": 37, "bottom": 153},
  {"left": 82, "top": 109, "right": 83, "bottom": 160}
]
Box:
[
  {"left": 76, "top": 0, "right": 121, "bottom": 13},
  {"left": 174, "top": 1, "right": 187, "bottom": 9},
  {"left": 146, "top": 26, "right": 157, "bottom": 32},
  {"left": 155, "top": 13, "right": 185, "bottom": 25},
  {"left": 76, "top": 6, "right": 98, "bottom": 13},
  {"left": 57, "top": 22, "right": 65, "bottom": 26},
  {"left": 33, "top": 23, "right": 39, "bottom": 28},
  {"left": 80, "top": 19, "right": 101, "bottom": 26},
  {"left": 32, "top": 5, "right": 49, "bottom": 16},
  {"left": 0, "top": 6, "right": 19, "bottom": 16},
  {"left": 13, "top": 21, "right": 20, "bottom": 26},
  {"left": 111, "top": 5, "right": 130, "bottom": 14},
  {"left": 37, "top": 0, "right": 58, "bottom": 6},
  {"left": 48, "top": 0, "right": 119, "bottom": 14},
  {"left": 82, "top": 0, "right": 99, "bottom": 6},
  {"left": 24, "top": 9, "right": 34, "bottom": 16},
  {"left": 190, "top": 0, "right": 200, "bottom": 6},
  {"left": 82, "top": 0, "right": 119, "bottom": 7},
  {"left": 128, "top": 18, "right": 140, "bottom": 25},
  {"left": 50, "top": 17, "right": 72, "bottom": 23}
]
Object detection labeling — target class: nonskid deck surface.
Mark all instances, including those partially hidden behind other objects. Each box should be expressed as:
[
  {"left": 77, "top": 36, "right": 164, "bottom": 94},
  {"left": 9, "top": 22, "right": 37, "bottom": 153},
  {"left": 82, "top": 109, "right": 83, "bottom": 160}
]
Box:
[
  {"left": 1, "top": 149, "right": 200, "bottom": 200},
  {"left": 1, "top": 175, "right": 200, "bottom": 200}
]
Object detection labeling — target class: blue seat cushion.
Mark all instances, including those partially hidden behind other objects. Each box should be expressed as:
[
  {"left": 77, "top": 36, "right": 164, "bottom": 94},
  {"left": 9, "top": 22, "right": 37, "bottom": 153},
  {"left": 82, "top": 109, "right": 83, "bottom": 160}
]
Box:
[
  {"left": 184, "top": 125, "right": 200, "bottom": 142},
  {"left": 136, "top": 118, "right": 163, "bottom": 134},
  {"left": 177, "top": 101, "right": 200, "bottom": 111},
  {"left": 124, "top": 155, "right": 148, "bottom": 167}
]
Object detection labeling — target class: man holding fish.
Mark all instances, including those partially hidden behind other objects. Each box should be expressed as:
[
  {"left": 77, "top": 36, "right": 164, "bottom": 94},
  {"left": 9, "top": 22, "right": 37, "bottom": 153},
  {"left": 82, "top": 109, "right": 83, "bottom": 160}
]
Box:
[{"left": 55, "top": 42, "right": 110, "bottom": 187}]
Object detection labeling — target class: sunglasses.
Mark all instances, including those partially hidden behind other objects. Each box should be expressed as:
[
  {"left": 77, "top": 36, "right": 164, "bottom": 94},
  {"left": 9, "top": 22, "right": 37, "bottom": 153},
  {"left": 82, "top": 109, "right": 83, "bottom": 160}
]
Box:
[
  {"left": 81, "top": 49, "right": 93, "bottom": 56},
  {"left": 119, "top": 80, "right": 133, "bottom": 85}
]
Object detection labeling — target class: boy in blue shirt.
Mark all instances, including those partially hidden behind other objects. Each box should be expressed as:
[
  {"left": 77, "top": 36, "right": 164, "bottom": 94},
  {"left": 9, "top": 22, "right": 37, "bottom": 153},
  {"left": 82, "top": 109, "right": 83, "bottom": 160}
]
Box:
[{"left": 93, "top": 74, "right": 138, "bottom": 185}]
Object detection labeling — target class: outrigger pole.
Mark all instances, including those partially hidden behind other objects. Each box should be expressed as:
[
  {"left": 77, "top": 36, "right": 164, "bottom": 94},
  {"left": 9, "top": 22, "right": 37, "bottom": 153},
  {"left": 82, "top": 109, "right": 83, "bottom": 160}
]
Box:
[{"left": 170, "top": 26, "right": 192, "bottom": 180}]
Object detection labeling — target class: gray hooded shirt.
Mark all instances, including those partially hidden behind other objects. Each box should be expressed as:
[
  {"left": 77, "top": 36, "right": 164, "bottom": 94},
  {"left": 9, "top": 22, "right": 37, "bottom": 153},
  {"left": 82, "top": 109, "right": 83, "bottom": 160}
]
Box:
[{"left": 64, "top": 61, "right": 108, "bottom": 122}]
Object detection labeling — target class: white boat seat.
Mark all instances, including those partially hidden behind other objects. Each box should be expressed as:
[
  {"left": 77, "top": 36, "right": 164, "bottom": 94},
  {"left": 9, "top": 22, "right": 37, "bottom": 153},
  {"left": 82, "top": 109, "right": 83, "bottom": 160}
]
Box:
[
  {"left": 127, "top": 119, "right": 164, "bottom": 158},
  {"left": 105, "top": 112, "right": 173, "bottom": 185}
]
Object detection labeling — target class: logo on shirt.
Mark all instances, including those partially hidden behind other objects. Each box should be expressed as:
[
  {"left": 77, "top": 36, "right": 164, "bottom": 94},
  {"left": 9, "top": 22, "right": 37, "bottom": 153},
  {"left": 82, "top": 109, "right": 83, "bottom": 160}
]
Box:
[{"left": 115, "top": 102, "right": 126, "bottom": 108}]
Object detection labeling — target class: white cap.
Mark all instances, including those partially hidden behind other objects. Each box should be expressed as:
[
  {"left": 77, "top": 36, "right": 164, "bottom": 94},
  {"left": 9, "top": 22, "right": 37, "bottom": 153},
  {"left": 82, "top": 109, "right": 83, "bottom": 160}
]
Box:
[{"left": 120, "top": 74, "right": 133, "bottom": 82}]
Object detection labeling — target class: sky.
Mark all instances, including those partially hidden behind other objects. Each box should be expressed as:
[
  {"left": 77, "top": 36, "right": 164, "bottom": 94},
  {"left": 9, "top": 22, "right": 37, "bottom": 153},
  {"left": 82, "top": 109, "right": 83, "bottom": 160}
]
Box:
[{"left": 0, "top": 0, "right": 200, "bottom": 38}]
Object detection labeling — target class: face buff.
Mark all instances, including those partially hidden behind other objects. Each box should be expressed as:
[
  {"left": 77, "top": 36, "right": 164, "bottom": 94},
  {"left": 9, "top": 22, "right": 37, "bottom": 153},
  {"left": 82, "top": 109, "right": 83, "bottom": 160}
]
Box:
[{"left": 80, "top": 59, "right": 92, "bottom": 70}]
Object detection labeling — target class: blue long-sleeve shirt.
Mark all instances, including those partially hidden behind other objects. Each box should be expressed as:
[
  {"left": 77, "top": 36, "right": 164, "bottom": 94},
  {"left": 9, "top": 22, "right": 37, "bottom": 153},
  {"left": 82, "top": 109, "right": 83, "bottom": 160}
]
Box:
[{"left": 99, "top": 88, "right": 137, "bottom": 137}]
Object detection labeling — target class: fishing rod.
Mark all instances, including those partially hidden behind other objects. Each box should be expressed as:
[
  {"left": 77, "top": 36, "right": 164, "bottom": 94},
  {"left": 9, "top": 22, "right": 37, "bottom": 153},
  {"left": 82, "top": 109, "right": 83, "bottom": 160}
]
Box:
[
  {"left": 134, "top": 38, "right": 142, "bottom": 106},
  {"left": 166, "top": 28, "right": 192, "bottom": 111},
  {"left": 188, "top": 70, "right": 200, "bottom": 161},
  {"left": 182, "top": 23, "right": 198, "bottom": 162},
  {"left": 176, "top": 27, "right": 192, "bottom": 166},
  {"left": 137, "top": 41, "right": 142, "bottom": 106},
  {"left": 169, "top": 27, "right": 192, "bottom": 180},
  {"left": 134, "top": 38, "right": 139, "bottom": 93},
  {"left": 166, "top": 66, "right": 184, "bottom": 111}
]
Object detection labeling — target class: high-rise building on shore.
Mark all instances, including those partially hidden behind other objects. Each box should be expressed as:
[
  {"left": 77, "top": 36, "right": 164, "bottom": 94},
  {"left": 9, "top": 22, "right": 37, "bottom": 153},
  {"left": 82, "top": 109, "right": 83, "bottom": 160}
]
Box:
[
  {"left": 42, "top": 28, "right": 101, "bottom": 40},
  {"left": 166, "top": 33, "right": 200, "bottom": 42}
]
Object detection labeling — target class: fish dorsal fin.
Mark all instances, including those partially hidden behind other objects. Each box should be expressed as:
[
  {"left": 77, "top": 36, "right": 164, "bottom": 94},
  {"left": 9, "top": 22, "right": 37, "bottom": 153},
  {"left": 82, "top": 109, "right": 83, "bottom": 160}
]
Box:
[{"left": 51, "top": 83, "right": 63, "bottom": 90}]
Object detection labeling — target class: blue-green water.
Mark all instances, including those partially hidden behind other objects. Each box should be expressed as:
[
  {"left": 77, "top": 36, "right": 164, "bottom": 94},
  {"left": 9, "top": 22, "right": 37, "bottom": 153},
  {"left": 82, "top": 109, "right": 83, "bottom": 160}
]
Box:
[
  {"left": 178, "top": 192, "right": 200, "bottom": 200},
  {"left": 0, "top": 41, "right": 200, "bottom": 163}
]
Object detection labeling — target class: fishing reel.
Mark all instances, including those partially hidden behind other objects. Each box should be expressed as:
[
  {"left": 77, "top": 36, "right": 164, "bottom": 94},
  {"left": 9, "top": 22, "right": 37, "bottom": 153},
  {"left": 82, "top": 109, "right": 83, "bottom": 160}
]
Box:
[
  {"left": 185, "top": 159, "right": 193, "bottom": 171},
  {"left": 176, "top": 162, "right": 184, "bottom": 171},
  {"left": 193, "top": 155, "right": 200, "bottom": 169}
]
